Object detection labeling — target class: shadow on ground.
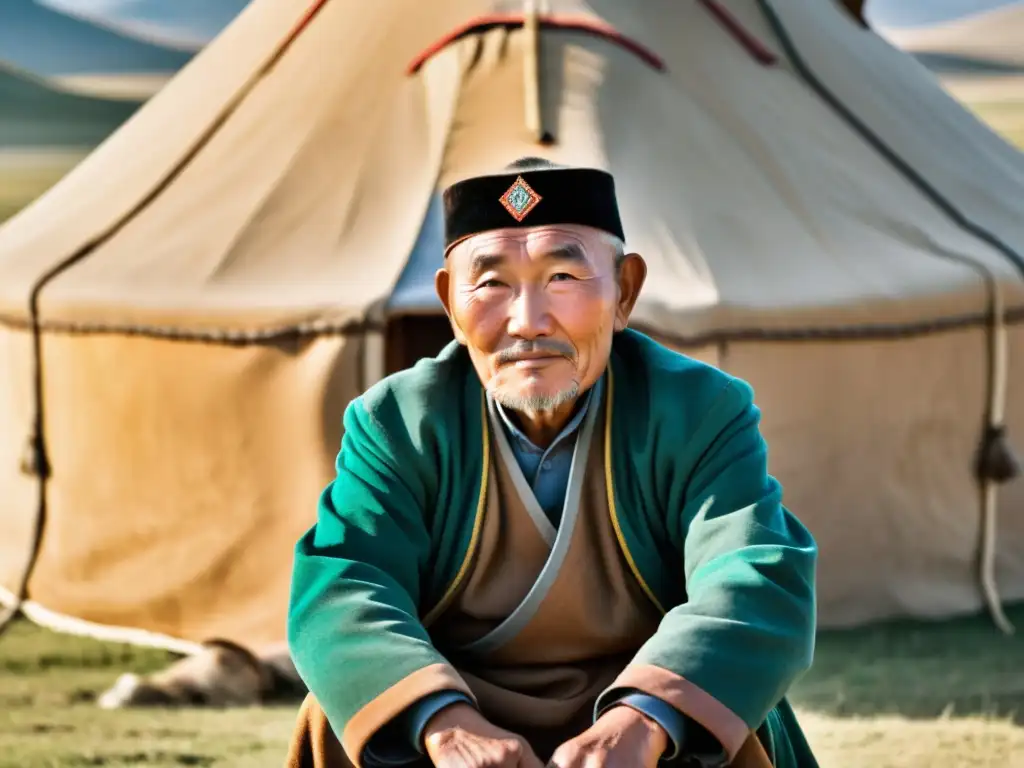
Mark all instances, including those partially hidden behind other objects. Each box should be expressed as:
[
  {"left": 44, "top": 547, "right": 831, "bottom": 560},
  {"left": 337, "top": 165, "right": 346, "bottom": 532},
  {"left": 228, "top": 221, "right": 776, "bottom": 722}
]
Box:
[{"left": 790, "top": 603, "right": 1024, "bottom": 723}]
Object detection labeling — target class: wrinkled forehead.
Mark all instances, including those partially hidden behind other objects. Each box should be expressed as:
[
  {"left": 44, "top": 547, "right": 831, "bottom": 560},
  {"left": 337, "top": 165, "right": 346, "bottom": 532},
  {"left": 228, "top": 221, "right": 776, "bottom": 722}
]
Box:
[{"left": 447, "top": 223, "right": 607, "bottom": 271}]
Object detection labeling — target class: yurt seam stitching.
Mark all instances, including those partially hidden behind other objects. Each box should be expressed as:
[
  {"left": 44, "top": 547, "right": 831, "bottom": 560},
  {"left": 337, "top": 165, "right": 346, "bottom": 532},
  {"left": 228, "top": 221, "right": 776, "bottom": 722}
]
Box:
[
  {"left": 0, "top": 317, "right": 377, "bottom": 342},
  {"left": 0, "top": 308, "right": 1021, "bottom": 344}
]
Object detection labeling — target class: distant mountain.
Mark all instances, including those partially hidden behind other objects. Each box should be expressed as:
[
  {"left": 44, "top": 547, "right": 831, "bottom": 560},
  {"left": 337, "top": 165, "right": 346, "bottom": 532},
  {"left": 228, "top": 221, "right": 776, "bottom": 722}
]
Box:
[
  {"left": 881, "top": 4, "right": 1024, "bottom": 68},
  {"left": 32, "top": 0, "right": 1024, "bottom": 46},
  {"left": 49, "top": 72, "right": 171, "bottom": 100},
  {"left": 39, "top": 1, "right": 1020, "bottom": 52},
  {"left": 909, "top": 53, "right": 1024, "bottom": 75},
  {"left": 0, "top": 0, "right": 192, "bottom": 76},
  {"left": 0, "top": 62, "right": 140, "bottom": 147},
  {"left": 867, "top": 0, "right": 1022, "bottom": 28},
  {"left": 39, "top": 0, "right": 250, "bottom": 50}
]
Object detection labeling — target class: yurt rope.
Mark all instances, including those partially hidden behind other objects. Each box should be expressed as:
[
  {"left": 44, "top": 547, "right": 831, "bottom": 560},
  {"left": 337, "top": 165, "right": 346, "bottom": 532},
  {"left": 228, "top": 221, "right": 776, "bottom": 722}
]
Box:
[
  {"left": 0, "top": 0, "right": 336, "bottom": 641},
  {"left": 757, "top": 0, "right": 1022, "bottom": 633}
]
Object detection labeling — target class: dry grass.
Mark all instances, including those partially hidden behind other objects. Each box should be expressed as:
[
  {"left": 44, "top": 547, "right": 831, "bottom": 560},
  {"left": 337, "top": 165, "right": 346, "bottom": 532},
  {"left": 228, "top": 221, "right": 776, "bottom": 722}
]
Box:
[
  {"left": 798, "top": 713, "right": 1024, "bottom": 768},
  {"left": 3, "top": 605, "right": 1024, "bottom": 767},
  {"left": 0, "top": 619, "right": 295, "bottom": 768},
  {"left": 790, "top": 606, "right": 1024, "bottom": 766},
  {"left": 0, "top": 150, "right": 85, "bottom": 224},
  {"left": 968, "top": 99, "right": 1024, "bottom": 148}
]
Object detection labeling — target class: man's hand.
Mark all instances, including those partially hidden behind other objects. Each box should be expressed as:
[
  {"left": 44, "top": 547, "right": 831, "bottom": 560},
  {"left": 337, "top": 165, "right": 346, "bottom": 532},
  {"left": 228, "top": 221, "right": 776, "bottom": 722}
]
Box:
[
  {"left": 423, "top": 702, "right": 545, "bottom": 767},
  {"left": 547, "top": 705, "right": 668, "bottom": 768}
]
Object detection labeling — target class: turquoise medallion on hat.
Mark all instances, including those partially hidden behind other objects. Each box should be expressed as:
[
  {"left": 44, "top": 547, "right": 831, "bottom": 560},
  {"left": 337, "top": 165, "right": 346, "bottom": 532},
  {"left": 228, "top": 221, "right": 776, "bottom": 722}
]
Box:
[{"left": 499, "top": 175, "right": 543, "bottom": 222}]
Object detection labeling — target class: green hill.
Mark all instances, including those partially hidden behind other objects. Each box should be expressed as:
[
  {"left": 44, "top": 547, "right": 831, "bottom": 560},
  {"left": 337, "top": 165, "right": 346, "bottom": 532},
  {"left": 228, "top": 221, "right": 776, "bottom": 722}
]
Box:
[
  {"left": 0, "top": 63, "right": 140, "bottom": 148},
  {"left": 911, "top": 52, "right": 1024, "bottom": 76},
  {"left": 1, "top": 0, "right": 192, "bottom": 76},
  {"left": 882, "top": 3, "right": 1024, "bottom": 68}
]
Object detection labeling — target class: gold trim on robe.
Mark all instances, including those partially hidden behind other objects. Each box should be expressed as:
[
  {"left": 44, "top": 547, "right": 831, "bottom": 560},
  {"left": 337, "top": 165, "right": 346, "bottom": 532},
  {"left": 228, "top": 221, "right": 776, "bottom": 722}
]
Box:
[{"left": 457, "top": 377, "right": 602, "bottom": 655}]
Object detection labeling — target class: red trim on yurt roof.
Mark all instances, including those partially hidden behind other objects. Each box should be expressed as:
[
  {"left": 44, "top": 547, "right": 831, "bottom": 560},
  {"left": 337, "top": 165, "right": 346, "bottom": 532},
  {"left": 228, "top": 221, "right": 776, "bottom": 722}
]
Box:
[
  {"left": 406, "top": 14, "right": 666, "bottom": 75},
  {"left": 699, "top": 0, "right": 778, "bottom": 66},
  {"left": 277, "top": 0, "right": 332, "bottom": 64}
]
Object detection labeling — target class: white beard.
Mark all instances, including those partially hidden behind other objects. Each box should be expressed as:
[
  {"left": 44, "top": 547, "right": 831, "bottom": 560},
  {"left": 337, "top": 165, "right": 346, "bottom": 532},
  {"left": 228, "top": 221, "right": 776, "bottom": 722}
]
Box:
[{"left": 490, "top": 381, "right": 580, "bottom": 414}]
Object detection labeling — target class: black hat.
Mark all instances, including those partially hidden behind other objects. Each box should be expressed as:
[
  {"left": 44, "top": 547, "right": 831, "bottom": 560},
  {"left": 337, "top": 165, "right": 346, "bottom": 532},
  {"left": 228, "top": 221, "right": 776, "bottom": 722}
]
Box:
[{"left": 442, "top": 158, "right": 625, "bottom": 255}]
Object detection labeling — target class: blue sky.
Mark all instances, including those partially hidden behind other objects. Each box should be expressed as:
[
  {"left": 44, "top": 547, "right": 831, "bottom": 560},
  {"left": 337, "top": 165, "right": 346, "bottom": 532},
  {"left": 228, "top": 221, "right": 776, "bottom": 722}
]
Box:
[
  {"left": 2, "top": 0, "right": 192, "bottom": 74},
  {"left": 40, "top": 0, "right": 1024, "bottom": 37},
  {"left": 30, "top": 0, "right": 1024, "bottom": 49},
  {"left": 868, "top": 0, "right": 1021, "bottom": 27},
  {"left": 39, "top": 0, "right": 250, "bottom": 48}
]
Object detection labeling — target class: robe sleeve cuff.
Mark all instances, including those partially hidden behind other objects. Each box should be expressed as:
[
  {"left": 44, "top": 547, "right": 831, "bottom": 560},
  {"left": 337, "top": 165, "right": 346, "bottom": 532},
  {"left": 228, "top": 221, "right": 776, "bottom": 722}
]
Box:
[
  {"left": 362, "top": 690, "right": 475, "bottom": 766},
  {"left": 341, "top": 663, "right": 476, "bottom": 765},
  {"left": 595, "top": 664, "right": 750, "bottom": 761},
  {"left": 408, "top": 690, "right": 476, "bottom": 750}
]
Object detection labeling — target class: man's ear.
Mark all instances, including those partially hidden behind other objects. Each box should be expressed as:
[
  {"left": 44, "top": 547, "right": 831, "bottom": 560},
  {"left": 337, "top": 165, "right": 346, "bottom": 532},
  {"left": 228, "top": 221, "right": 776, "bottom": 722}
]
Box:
[
  {"left": 435, "top": 267, "right": 468, "bottom": 345},
  {"left": 613, "top": 253, "right": 647, "bottom": 331}
]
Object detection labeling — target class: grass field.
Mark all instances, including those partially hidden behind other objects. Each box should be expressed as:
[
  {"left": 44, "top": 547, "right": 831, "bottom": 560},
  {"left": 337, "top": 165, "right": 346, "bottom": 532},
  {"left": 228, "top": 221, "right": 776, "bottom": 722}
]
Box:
[
  {"left": 964, "top": 99, "right": 1024, "bottom": 148},
  {"left": 0, "top": 150, "right": 85, "bottom": 223},
  {"left": 3, "top": 606, "right": 1024, "bottom": 767}
]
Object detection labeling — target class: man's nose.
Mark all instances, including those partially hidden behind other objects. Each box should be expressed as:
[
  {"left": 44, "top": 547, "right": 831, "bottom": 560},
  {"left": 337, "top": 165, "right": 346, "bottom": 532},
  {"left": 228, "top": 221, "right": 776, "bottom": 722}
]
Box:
[{"left": 507, "top": 286, "right": 552, "bottom": 339}]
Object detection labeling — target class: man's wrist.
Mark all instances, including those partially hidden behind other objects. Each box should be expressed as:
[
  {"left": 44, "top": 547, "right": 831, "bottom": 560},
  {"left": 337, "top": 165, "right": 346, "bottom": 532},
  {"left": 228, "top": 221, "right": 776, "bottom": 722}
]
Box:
[
  {"left": 600, "top": 702, "right": 670, "bottom": 756},
  {"left": 422, "top": 701, "right": 485, "bottom": 747}
]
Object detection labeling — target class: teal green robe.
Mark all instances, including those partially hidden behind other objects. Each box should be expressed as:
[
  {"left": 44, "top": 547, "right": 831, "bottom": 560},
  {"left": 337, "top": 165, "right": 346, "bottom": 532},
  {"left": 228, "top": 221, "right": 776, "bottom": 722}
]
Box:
[{"left": 288, "top": 329, "right": 819, "bottom": 766}]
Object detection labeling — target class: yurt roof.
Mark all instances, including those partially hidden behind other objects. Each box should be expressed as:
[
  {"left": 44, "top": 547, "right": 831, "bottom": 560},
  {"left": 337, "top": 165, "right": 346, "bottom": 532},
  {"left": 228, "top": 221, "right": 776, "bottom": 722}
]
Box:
[{"left": 0, "top": 0, "right": 1022, "bottom": 343}]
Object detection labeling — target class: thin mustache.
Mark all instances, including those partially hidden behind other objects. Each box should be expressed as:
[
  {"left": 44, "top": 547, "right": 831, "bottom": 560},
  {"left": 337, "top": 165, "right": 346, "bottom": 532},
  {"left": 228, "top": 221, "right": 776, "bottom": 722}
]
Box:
[{"left": 496, "top": 341, "right": 575, "bottom": 364}]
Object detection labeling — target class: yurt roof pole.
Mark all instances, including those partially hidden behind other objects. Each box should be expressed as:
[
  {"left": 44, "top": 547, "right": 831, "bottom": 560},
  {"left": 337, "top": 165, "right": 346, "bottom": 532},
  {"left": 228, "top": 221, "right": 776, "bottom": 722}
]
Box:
[
  {"left": 407, "top": 17, "right": 665, "bottom": 76},
  {"left": 0, "top": 0, "right": 336, "bottom": 641},
  {"left": 756, "top": 0, "right": 1022, "bottom": 633},
  {"left": 522, "top": 0, "right": 553, "bottom": 145},
  {"left": 523, "top": 0, "right": 540, "bottom": 141}
]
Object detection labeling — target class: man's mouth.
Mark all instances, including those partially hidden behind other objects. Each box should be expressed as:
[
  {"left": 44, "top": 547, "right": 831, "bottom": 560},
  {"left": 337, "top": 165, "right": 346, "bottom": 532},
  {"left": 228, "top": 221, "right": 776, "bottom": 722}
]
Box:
[
  {"left": 511, "top": 358, "right": 561, "bottom": 370},
  {"left": 509, "top": 352, "right": 562, "bottom": 362}
]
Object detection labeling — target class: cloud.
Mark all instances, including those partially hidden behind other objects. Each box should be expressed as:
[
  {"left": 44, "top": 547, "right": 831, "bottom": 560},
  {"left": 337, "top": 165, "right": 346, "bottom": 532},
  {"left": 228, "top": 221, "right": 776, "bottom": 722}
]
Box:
[
  {"left": 867, "top": 0, "right": 1022, "bottom": 27},
  {"left": 43, "top": 0, "right": 135, "bottom": 11}
]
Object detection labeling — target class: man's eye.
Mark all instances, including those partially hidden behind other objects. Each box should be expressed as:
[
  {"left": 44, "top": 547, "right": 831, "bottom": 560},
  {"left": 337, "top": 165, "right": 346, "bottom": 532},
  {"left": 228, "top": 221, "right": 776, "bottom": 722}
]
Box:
[
  {"left": 550, "top": 273, "right": 577, "bottom": 282},
  {"left": 478, "top": 279, "right": 505, "bottom": 289}
]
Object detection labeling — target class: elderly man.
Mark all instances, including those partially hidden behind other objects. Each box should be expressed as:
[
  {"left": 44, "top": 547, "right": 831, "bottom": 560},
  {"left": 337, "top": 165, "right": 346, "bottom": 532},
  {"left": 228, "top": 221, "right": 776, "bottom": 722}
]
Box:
[{"left": 285, "top": 159, "right": 819, "bottom": 768}]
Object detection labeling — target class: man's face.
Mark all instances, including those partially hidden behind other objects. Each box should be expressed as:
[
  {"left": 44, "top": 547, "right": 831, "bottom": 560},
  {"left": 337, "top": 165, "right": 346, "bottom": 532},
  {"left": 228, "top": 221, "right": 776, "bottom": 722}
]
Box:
[{"left": 436, "top": 224, "right": 645, "bottom": 413}]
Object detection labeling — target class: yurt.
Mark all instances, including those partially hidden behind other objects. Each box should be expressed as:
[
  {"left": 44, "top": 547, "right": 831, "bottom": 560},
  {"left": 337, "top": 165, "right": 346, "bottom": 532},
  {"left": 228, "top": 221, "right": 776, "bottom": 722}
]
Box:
[{"left": 1, "top": 0, "right": 1022, "bottom": 652}]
